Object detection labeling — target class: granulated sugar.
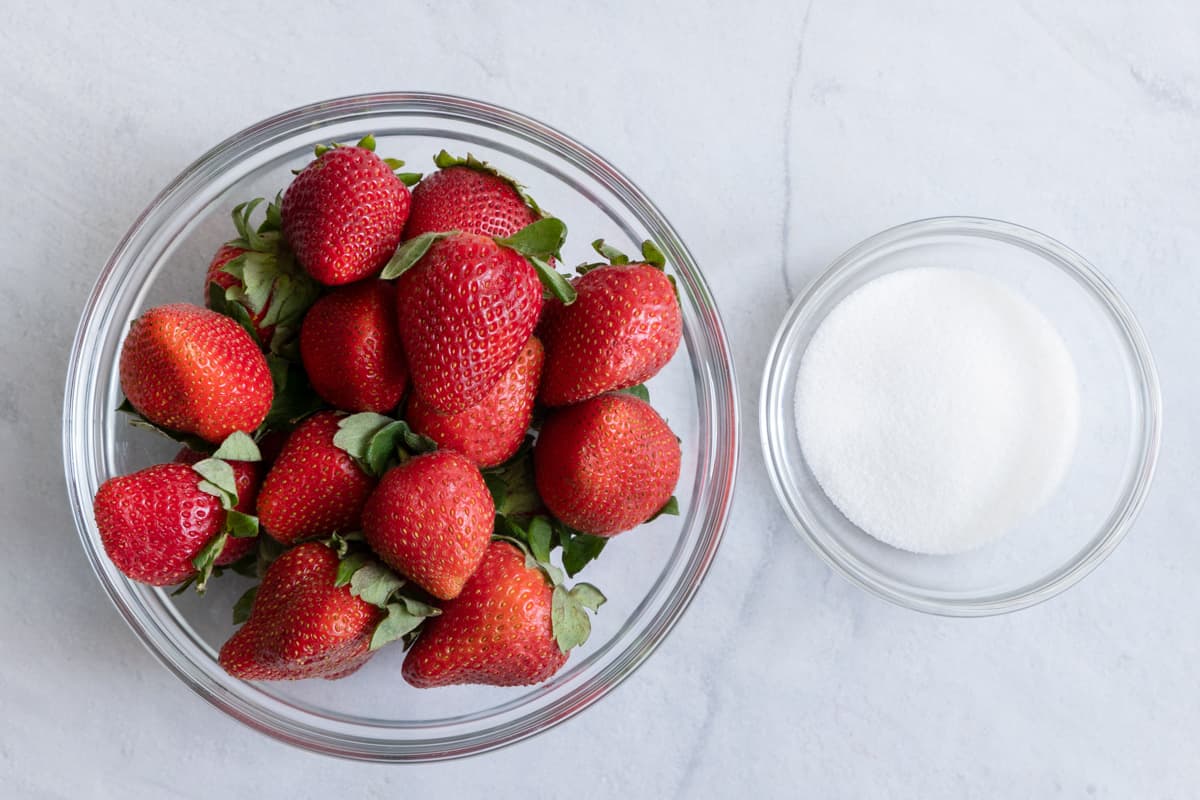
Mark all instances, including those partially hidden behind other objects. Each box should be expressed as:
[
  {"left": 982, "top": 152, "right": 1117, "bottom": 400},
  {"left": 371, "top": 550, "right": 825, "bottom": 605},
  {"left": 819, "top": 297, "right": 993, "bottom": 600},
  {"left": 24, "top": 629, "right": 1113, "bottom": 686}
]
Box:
[{"left": 794, "top": 267, "right": 1080, "bottom": 554}]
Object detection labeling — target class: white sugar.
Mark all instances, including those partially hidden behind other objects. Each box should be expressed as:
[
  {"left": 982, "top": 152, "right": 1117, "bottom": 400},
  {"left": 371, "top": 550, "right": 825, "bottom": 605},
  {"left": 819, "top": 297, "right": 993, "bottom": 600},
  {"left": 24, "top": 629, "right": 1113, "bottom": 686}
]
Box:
[{"left": 794, "top": 267, "right": 1080, "bottom": 555}]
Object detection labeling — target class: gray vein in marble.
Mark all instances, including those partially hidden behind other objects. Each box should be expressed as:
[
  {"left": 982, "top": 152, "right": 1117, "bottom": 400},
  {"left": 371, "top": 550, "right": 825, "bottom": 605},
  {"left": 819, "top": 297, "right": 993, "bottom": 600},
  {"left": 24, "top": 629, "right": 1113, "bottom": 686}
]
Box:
[
  {"left": 669, "top": 519, "right": 793, "bottom": 800},
  {"left": 1014, "top": 2, "right": 1109, "bottom": 89},
  {"left": 1128, "top": 64, "right": 1199, "bottom": 115},
  {"left": 467, "top": 51, "right": 501, "bottom": 81},
  {"left": 1019, "top": 2, "right": 1198, "bottom": 119},
  {"left": 0, "top": 383, "right": 17, "bottom": 425},
  {"left": 670, "top": 684, "right": 718, "bottom": 798},
  {"left": 779, "top": 0, "right": 814, "bottom": 304}
]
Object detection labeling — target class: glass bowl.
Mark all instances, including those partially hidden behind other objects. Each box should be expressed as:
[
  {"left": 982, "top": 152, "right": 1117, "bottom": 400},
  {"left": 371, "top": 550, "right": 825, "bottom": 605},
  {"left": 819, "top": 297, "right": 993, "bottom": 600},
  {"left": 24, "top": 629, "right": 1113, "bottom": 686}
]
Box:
[
  {"left": 761, "top": 217, "right": 1160, "bottom": 616},
  {"left": 62, "top": 93, "right": 739, "bottom": 760}
]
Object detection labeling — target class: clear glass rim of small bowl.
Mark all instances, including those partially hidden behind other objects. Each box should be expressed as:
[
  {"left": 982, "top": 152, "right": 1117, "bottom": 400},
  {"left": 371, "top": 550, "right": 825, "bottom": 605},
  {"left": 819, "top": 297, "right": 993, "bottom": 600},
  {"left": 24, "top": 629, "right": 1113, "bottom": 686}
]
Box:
[
  {"left": 62, "top": 92, "right": 740, "bottom": 760},
  {"left": 760, "top": 216, "right": 1162, "bottom": 617}
]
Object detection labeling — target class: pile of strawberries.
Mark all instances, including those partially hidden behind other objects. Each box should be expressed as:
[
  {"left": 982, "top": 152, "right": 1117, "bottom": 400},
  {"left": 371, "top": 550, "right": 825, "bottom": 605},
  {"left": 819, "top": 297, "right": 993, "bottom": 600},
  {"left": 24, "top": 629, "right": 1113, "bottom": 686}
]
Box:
[{"left": 93, "top": 137, "right": 683, "bottom": 687}]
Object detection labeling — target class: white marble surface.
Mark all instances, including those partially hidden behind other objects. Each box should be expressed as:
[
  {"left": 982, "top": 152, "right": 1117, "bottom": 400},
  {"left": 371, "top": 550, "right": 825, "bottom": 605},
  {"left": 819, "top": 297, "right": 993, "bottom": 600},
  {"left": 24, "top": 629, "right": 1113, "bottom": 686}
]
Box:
[{"left": 3, "top": 0, "right": 1198, "bottom": 796}]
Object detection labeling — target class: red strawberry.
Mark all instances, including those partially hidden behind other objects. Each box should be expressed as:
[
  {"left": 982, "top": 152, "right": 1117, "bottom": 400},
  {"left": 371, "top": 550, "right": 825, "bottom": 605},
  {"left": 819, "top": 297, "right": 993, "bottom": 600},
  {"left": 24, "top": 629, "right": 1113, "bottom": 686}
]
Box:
[
  {"left": 407, "top": 336, "right": 542, "bottom": 467},
  {"left": 119, "top": 303, "right": 273, "bottom": 443},
  {"left": 218, "top": 543, "right": 384, "bottom": 681},
  {"left": 204, "top": 198, "right": 319, "bottom": 349},
  {"left": 205, "top": 243, "right": 272, "bottom": 339},
  {"left": 403, "top": 540, "right": 604, "bottom": 688},
  {"left": 174, "top": 447, "right": 262, "bottom": 566},
  {"left": 361, "top": 450, "right": 494, "bottom": 600},
  {"left": 393, "top": 232, "right": 543, "bottom": 414},
  {"left": 534, "top": 393, "right": 681, "bottom": 536},
  {"left": 538, "top": 243, "right": 681, "bottom": 407},
  {"left": 281, "top": 136, "right": 411, "bottom": 286},
  {"left": 94, "top": 463, "right": 242, "bottom": 585},
  {"left": 257, "top": 411, "right": 377, "bottom": 545},
  {"left": 300, "top": 280, "right": 408, "bottom": 413},
  {"left": 403, "top": 152, "right": 540, "bottom": 240}
]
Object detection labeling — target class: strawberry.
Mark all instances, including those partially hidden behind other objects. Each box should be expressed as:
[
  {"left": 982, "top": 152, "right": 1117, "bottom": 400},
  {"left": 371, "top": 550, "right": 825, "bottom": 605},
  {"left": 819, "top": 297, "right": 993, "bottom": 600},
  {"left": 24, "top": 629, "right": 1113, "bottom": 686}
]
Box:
[
  {"left": 534, "top": 392, "right": 681, "bottom": 536},
  {"left": 403, "top": 151, "right": 541, "bottom": 240},
  {"left": 94, "top": 436, "right": 262, "bottom": 588},
  {"left": 218, "top": 543, "right": 383, "bottom": 681},
  {"left": 403, "top": 540, "right": 604, "bottom": 688},
  {"left": 204, "top": 197, "right": 319, "bottom": 351},
  {"left": 387, "top": 232, "right": 541, "bottom": 414},
  {"left": 174, "top": 447, "right": 262, "bottom": 566},
  {"left": 281, "top": 135, "right": 413, "bottom": 286},
  {"left": 94, "top": 463, "right": 225, "bottom": 586},
  {"left": 299, "top": 280, "right": 408, "bottom": 413},
  {"left": 257, "top": 411, "right": 377, "bottom": 545},
  {"left": 361, "top": 450, "right": 494, "bottom": 600},
  {"left": 205, "top": 244, "right": 264, "bottom": 335},
  {"left": 538, "top": 240, "right": 681, "bottom": 406},
  {"left": 119, "top": 303, "right": 273, "bottom": 444},
  {"left": 383, "top": 219, "right": 571, "bottom": 414},
  {"left": 407, "top": 336, "right": 542, "bottom": 468}
]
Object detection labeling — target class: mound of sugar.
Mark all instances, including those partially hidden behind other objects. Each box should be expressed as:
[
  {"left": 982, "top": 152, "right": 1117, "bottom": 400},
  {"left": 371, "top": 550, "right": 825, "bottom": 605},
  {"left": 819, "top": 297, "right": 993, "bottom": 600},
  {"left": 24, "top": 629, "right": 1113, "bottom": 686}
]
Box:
[{"left": 794, "top": 267, "right": 1079, "bottom": 555}]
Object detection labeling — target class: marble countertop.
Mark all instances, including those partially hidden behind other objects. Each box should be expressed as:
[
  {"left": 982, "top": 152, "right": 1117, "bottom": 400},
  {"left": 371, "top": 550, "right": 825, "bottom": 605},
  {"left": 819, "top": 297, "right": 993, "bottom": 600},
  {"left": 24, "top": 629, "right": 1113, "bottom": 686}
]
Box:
[{"left": 3, "top": 1, "right": 1197, "bottom": 796}]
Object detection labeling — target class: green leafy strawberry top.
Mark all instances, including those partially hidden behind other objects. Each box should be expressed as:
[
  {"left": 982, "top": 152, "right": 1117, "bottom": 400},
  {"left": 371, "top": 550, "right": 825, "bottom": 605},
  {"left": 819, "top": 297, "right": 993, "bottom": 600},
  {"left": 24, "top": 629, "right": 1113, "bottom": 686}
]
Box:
[
  {"left": 332, "top": 411, "right": 438, "bottom": 477},
  {"left": 207, "top": 195, "right": 322, "bottom": 355},
  {"left": 380, "top": 218, "right": 578, "bottom": 305},
  {"left": 492, "top": 533, "right": 606, "bottom": 653},
  {"left": 181, "top": 431, "right": 263, "bottom": 594},
  {"left": 230, "top": 530, "right": 441, "bottom": 652}
]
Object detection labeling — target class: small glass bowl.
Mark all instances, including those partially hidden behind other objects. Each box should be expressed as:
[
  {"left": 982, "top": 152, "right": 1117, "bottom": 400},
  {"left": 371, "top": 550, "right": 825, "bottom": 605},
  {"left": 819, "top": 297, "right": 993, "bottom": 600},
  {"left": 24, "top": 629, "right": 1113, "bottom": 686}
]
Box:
[
  {"left": 761, "top": 217, "right": 1160, "bottom": 616},
  {"left": 62, "top": 93, "right": 739, "bottom": 760}
]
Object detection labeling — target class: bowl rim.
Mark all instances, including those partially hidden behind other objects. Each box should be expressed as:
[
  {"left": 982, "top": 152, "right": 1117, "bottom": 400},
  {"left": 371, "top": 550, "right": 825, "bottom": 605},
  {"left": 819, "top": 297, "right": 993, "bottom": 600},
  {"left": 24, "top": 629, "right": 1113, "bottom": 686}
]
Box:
[
  {"left": 62, "top": 91, "right": 740, "bottom": 759},
  {"left": 760, "top": 215, "right": 1161, "bottom": 617}
]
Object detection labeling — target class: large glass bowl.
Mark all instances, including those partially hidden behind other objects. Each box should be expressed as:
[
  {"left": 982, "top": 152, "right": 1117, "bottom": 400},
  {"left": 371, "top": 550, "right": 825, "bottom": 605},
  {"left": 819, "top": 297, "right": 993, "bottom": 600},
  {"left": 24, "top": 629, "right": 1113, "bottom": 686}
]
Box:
[
  {"left": 63, "top": 93, "right": 739, "bottom": 760},
  {"left": 761, "top": 217, "right": 1160, "bottom": 616}
]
